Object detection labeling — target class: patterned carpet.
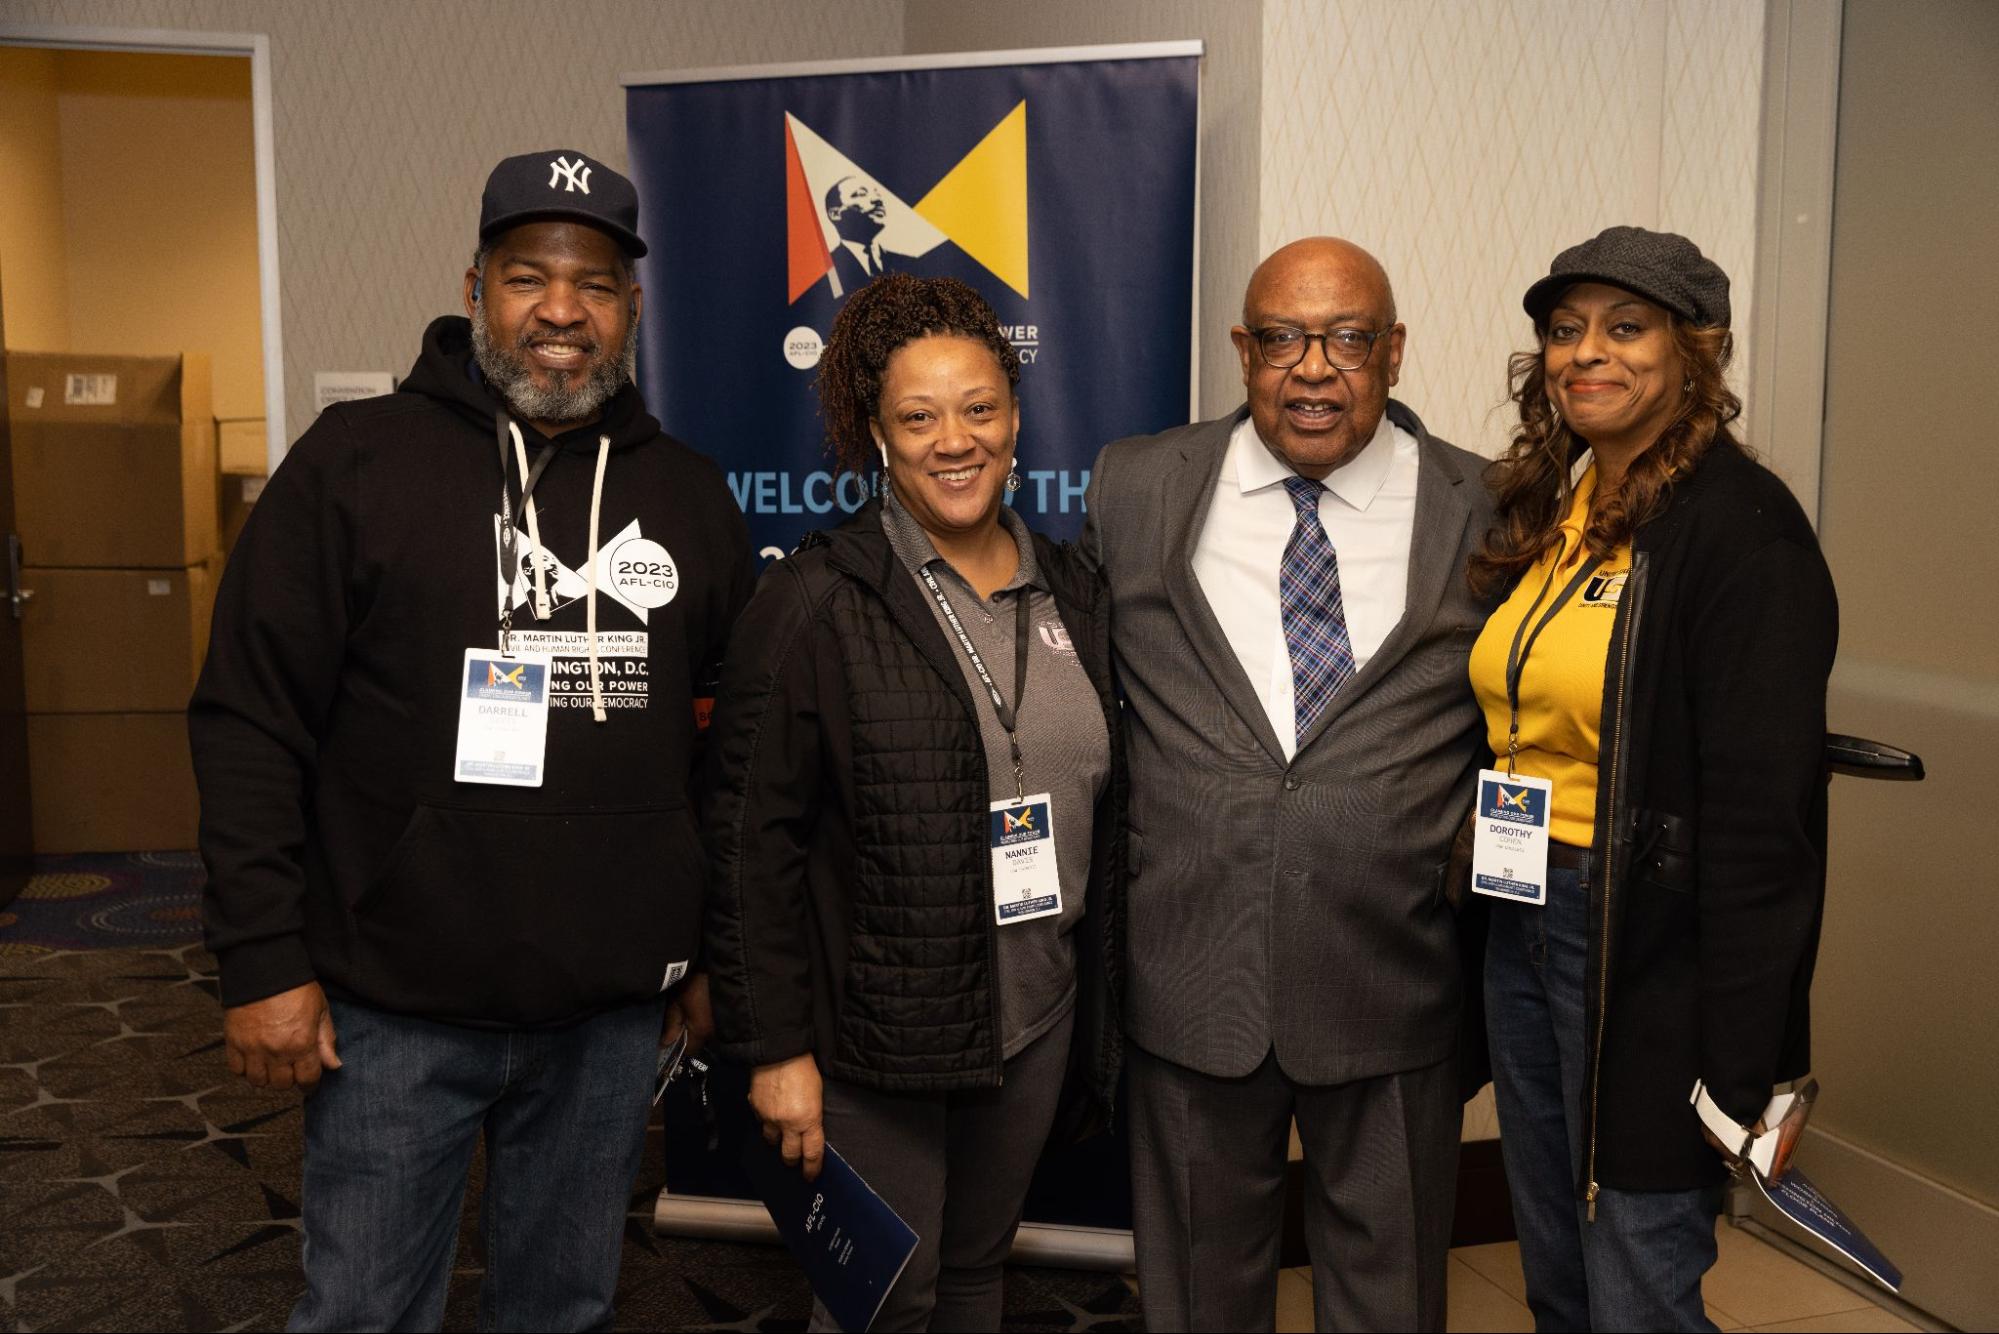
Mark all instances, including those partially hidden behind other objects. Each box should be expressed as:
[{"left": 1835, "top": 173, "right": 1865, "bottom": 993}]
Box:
[
  {"left": 0, "top": 851, "right": 208, "bottom": 951},
  {"left": 0, "top": 860, "right": 1143, "bottom": 1332}
]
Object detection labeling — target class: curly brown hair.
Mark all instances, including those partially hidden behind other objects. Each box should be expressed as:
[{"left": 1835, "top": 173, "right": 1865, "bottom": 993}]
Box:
[
  {"left": 813, "top": 273, "right": 1022, "bottom": 474},
  {"left": 1468, "top": 317, "right": 1742, "bottom": 598}
]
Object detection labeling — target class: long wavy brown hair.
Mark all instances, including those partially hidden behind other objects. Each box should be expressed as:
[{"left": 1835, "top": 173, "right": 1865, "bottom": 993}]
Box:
[{"left": 1468, "top": 316, "right": 1742, "bottom": 598}]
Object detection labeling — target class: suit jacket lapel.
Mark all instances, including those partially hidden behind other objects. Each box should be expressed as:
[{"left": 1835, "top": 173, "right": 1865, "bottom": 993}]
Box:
[
  {"left": 1294, "top": 403, "right": 1477, "bottom": 752},
  {"left": 1160, "top": 409, "right": 1290, "bottom": 766}
]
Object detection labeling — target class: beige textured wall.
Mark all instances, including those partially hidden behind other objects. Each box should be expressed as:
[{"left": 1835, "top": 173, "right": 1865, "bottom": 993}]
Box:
[
  {"left": 52, "top": 51, "right": 265, "bottom": 420},
  {"left": 903, "top": 0, "right": 1263, "bottom": 420},
  {"left": 0, "top": 47, "right": 73, "bottom": 351},
  {"left": 3, "top": 0, "right": 906, "bottom": 444},
  {"left": 1814, "top": 0, "right": 1999, "bottom": 1207},
  {"left": 1259, "top": 0, "right": 1764, "bottom": 459}
]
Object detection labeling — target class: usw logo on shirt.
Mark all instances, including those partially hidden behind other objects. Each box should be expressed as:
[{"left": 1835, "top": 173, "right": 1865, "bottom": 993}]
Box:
[{"left": 1581, "top": 570, "right": 1628, "bottom": 607}]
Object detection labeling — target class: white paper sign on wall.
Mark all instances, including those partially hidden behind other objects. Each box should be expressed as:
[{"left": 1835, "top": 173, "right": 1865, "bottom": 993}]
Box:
[{"left": 313, "top": 371, "right": 396, "bottom": 414}]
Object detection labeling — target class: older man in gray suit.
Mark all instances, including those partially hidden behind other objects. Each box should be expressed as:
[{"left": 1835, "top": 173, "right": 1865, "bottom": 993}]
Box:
[{"left": 1084, "top": 237, "right": 1493, "bottom": 1331}]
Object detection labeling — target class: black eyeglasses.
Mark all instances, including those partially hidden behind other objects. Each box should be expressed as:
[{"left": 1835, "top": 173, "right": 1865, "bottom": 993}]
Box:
[{"left": 1245, "top": 325, "right": 1394, "bottom": 371}]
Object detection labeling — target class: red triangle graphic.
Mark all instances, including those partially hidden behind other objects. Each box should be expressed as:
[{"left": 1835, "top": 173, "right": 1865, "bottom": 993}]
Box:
[{"left": 785, "top": 119, "right": 834, "bottom": 304}]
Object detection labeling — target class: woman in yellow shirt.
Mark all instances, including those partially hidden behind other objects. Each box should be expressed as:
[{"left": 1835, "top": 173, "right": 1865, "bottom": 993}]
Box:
[{"left": 1467, "top": 228, "right": 1837, "bottom": 1332}]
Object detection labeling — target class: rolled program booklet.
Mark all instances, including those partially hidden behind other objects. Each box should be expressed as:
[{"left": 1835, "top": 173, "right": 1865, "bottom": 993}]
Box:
[
  {"left": 1690, "top": 1076, "right": 1902, "bottom": 1292},
  {"left": 743, "top": 1136, "right": 920, "bottom": 1332}
]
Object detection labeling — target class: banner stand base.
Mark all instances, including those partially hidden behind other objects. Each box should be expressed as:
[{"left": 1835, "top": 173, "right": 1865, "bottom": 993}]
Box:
[{"left": 653, "top": 1190, "right": 1135, "bottom": 1271}]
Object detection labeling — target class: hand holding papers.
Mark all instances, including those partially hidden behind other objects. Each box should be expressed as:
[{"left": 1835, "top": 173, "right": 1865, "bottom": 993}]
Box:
[
  {"left": 744, "top": 1136, "right": 920, "bottom": 1333},
  {"left": 1690, "top": 1076, "right": 1903, "bottom": 1292},
  {"left": 1691, "top": 1077, "right": 1816, "bottom": 1182}
]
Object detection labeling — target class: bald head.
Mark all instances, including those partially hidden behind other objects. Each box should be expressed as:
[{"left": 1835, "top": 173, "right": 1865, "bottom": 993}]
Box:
[
  {"left": 1230, "top": 235, "right": 1406, "bottom": 479},
  {"left": 1241, "top": 237, "right": 1397, "bottom": 326}
]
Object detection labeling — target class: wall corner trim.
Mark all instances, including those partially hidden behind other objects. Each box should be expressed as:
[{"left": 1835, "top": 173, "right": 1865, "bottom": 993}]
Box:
[{"left": 1747, "top": 0, "right": 1842, "bottom": 524}]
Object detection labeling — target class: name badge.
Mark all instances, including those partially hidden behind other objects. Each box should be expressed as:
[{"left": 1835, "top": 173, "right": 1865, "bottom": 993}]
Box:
[
  {"left": 455, "top": 648, "right": 553, "bottom": 787},
  {"left": 989, "top": 792, "right": 1061, "bottom": 925},
  {"left": 1471, "top": 768, "right": 1552, "bottom": 905}
]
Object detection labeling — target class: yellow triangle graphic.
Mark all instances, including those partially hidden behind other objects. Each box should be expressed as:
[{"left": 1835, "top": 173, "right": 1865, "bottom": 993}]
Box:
[{"left": 915, "top": 101, "right": 1029, "bottom": 299}]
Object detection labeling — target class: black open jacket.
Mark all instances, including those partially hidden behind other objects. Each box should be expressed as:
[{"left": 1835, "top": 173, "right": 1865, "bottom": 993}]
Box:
[
  {"left": 1575, "top": 440, "right": 1839, "bottom": 1195},
  {"left": 701, "top": 503, "right": 1126, "bottom": 1131}
]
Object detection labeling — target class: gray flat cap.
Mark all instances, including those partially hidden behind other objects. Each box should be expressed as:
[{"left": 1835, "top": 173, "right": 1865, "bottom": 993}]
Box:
[{"left": 1523, "top": 225, "right": 1729, "bottom": 328}]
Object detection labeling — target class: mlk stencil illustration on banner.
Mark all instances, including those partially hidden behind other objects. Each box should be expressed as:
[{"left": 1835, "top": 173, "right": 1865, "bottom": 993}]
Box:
[{"left": 784, "top": 103, "right": 1029, "bottom": 303}]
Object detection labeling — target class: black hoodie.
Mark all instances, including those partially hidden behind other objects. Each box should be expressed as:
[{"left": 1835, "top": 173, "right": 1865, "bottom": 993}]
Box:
[{"left": 190, "top": 316, "right": 754, "bottom": 1027}]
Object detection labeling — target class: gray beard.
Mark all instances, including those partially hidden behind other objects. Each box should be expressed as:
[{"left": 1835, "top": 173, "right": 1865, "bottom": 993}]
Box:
[{"left": 470, "top": 299, "right": 638, "bottom": 428}]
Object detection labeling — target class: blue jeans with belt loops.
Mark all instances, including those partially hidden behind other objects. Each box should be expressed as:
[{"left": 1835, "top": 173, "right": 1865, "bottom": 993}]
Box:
[
  {"left": 1485, "top": 852, "right": 1724, "bottom": 1333},
  {"left": 287, "top": 995, "right": 664, "bottom": 1333}
]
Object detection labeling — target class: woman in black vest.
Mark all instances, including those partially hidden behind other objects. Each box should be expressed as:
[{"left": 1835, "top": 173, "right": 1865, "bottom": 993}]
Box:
[
  {"left": 702, "top": 274, "right": 1125, "bottom": 1333},
  {"left": 1466, "top": 228, "right": 1838, "bottom": 1330}
]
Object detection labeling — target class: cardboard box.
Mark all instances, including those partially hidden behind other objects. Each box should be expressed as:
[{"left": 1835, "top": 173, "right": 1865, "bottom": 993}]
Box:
[
  {"left": 216, "top": 416, "right": 265, "bottom": 474},
  {"left": 218, "top": 472, "right": 264, "bottom": 557},
  {"left": 28, "top": 712, "right": 198, "bottom": 853},
  {"left": 19, "top": 562, "right": 217, "bottom": 712},
  {"left": 6, "top": 350, "right": 216, "bottom": 568}
]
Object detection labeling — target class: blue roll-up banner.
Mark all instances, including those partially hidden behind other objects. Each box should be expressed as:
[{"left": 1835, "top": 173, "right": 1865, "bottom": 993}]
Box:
[
  {"left": 624, "top": 43, "right": 1199, "bottom": 1258},
  {"left": 625, "top": 43, "right": 1200, "bottom": 559}
]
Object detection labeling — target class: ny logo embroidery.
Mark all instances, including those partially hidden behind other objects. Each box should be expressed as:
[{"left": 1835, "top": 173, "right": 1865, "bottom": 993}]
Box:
[{"left": 548, "top": 156, "right": 592, "bottom": 193}]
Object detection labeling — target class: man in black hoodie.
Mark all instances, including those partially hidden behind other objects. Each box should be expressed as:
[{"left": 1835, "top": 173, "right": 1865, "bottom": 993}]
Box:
[{"left": 188, "top": 150, "right": 754, "bottom": 1330}]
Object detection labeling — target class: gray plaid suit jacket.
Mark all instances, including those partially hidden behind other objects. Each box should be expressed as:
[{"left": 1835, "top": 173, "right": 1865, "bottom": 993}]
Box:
[{"left": 1083, "top": 401, "right": 1496, "bottom": 1085}]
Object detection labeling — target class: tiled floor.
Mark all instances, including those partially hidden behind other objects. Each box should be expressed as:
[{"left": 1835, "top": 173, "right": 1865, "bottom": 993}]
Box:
[{"left": 1270, "top": 1222, "right": 1918, "bottom": 1332}]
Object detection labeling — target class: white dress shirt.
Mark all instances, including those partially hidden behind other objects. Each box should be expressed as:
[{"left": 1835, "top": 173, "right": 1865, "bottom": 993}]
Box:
[{"left": 1191, "top": 411, "right": 1420, "bottom": 758}]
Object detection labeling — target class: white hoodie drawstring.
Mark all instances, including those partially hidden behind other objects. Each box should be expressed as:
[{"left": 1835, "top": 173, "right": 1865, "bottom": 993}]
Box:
[
  {"left": 509, "top": 420, "right": 612, "bottom": 725},
  {"left": 585, "top": 435, "right": 610, "bottom": 723},
  {"left": 507, "top": 421, "right": 550, "bottom": 619}
]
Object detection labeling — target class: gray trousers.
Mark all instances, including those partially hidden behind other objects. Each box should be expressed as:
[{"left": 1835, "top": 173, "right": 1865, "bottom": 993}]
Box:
[
  {"left": 1128, "top": 1044, "right": 1460, "bottom": 1332},
  {"left": 808, "top": 1006, "right": 1075, "bottom": 1333}
]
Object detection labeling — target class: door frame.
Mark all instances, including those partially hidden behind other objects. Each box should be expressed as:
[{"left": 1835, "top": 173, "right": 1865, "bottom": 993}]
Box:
[
  {"left": 0, "top": 21, "right": 285, "bottom": 473},
  {"left": 1747, "top": 0, "right": 1844, "bottom": 523}
]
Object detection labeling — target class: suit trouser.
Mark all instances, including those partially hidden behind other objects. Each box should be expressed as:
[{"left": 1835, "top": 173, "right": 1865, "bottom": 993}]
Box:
[{"left": 1128, "top": 1043, "right": 1459, "bottom": 1332}]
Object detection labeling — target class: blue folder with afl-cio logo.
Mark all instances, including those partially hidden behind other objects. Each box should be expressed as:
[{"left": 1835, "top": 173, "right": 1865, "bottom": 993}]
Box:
[{"left": 743, "top": 1136, "right": 920, "bottom": 1332}]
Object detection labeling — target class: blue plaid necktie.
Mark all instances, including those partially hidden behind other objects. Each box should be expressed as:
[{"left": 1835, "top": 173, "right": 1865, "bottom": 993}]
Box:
[{"left": 1280, "top": 475, "right": 1356, "bottom": 740}]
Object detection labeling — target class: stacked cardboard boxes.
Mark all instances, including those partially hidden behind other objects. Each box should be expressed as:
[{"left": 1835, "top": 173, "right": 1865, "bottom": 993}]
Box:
[
  {"left": 7, "top": 351, "right": 217, "bottom": 853},
  {"left": 215, "top": 415, "right": 265, "bottom": 556}
]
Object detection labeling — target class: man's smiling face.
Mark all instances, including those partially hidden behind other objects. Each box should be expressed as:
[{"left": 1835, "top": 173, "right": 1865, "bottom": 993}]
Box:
[
  {"left": 1230, "top": 238, "right": 1405, "bottom": 479},
  {"left": 465, "top": 220, "right": 640, "bottom": 435}
]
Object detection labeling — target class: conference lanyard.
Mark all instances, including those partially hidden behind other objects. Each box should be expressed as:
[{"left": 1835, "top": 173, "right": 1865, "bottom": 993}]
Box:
[
  {"left": 918, "top": 563, "right": 1032, "bottom": 802},
  {"left": 1502, "top": 547, "right": 1606, "bottom": 776},
  {"left": 496, "top": 417, "right": 557, "bottom": 655}
]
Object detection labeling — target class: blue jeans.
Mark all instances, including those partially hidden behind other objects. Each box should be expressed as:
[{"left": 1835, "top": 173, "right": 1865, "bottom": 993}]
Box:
[
  {"left": 289, "top": 995, "right": 665, "bottom": 1333},
  {"left": 1485, "top": 854, "right": 1723, "bottom": 1333}
]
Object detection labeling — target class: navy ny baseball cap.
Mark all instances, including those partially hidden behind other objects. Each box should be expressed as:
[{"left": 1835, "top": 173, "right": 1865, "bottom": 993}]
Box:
[{"left": 478, "top": 149, "right": 648, "bottom": 258}]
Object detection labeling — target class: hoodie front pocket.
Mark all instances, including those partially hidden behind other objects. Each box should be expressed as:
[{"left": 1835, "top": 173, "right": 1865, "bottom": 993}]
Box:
[{"left": 351, "top": 802, "right": 702, "bottom": 1026}]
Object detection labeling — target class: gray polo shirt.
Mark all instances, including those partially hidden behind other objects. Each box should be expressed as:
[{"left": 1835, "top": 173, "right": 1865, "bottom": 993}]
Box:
[{"left": 881, "top": 491, "right": 1110, "bottom": 1057}]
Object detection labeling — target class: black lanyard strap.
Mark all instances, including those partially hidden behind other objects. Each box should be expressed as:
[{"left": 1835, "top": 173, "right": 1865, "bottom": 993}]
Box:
[
  {"left": 918, "top": 563, "right": 1032, "bottom": 801},
  {"left": 496, "top": 415, "right": 558, "bottom": 651},
  {"left": 1502, "top": 544, "right": 1606, "bottom": 774}
]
